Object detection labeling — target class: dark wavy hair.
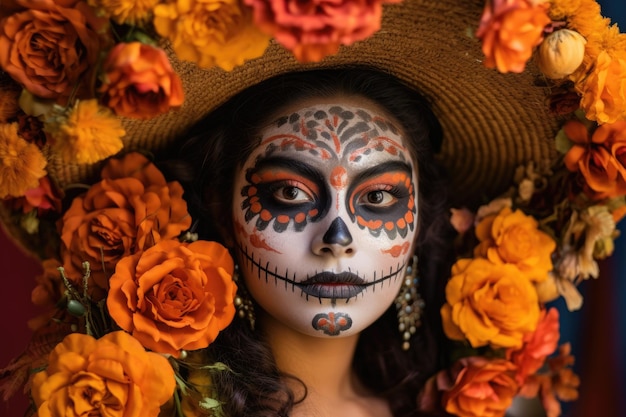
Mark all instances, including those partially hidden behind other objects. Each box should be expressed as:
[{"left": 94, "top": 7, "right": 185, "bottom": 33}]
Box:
[{"left": 163, "top": 67, "right": 455, "bottom": 417}]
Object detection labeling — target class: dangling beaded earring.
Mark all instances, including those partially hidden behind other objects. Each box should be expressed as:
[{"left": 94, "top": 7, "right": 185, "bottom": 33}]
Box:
[
  {"left": 233, "top": 265, "right": 256, "bottom": 330},
  {"left": 395, "top": 255, "right": 424, "bottom": 351}
]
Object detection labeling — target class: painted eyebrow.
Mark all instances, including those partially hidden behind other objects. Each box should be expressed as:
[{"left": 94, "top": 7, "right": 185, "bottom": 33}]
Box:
[
  {"left": 252, "top": 156, "right": 325, "bottom": 185},
  {"left": 351, "top": 160, "right": 414, "bottom": 184}
]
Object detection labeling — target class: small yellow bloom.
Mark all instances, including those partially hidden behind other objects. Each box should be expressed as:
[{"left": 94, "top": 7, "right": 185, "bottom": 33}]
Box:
[
  {"left": 46, "top": 100, "right": 125, "bottom": 165},
  {"left": 87, "top": 0, "right": 158, "bottom": 25},
  {"left": 153, "top": 0, "right": 270, "bottom": 71},
  {"left": 0, "top": 122, "right": 47, "bottom": 198}
]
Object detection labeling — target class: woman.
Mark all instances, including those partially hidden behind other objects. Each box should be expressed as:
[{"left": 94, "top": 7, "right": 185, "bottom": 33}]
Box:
[
  {"left": 168, "top": 68, "right": 453, "bottom": 416},
  {"left": 0, "top": 0, "right": 623, "bottom": 416}
]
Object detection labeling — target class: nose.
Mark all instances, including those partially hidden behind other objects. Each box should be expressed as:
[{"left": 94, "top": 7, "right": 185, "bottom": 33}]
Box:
[{"left": 312, "top": 217, "right": 356, "bottom": 257}]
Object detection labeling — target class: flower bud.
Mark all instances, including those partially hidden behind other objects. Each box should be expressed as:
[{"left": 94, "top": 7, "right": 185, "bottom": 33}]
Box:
[{"left": 537, "top": 29, "right": 586, "bottom": 79}]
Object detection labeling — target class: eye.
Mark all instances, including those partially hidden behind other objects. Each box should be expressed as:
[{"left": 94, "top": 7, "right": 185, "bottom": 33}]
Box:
[
  {"left": 358, "top": 189, "right": 397, "bottom": 208},
  {"left": 272, "top": 183, "right": 314, "bottom": 204}
]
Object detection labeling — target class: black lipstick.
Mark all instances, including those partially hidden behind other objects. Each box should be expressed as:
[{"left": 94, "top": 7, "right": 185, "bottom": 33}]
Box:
[{"left": 297, "top": 271, "right": 366, "bottom": 299}]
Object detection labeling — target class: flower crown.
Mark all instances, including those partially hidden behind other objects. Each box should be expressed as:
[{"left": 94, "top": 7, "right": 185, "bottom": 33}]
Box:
[{"left": 0, "top": 0, "right": 625, "bottom": 416}]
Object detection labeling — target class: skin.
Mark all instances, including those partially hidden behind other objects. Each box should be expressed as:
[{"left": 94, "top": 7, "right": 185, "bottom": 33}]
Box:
[
  {"left": 231, "top": 96, "right": 420, "bottom": 416},
  {"left": 233, "top": 97, "right": 418, "bottom": 338}
]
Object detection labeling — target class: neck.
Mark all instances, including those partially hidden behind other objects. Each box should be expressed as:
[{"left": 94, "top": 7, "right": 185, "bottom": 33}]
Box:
[
  {"left": 261, "top": 312, "right": 361, "bottom": 399},
  {"left": 258, "top": 312, "right": 393, "bottom": 417}
]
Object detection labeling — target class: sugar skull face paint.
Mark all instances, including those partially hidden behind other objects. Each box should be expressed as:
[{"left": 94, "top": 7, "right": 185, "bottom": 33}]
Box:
[{"left": 232, "top": 99, "right": 419, "bottom": 338}]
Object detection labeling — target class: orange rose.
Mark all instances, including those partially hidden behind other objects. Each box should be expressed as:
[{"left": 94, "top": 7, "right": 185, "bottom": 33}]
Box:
[
  {"left": 506, "top": 307, "right": 560, "bottom": 385},
  {"left": 31, "top": 331, "right": 175, "bottom": 417},
  {"left": 0, "top": 0, "right": 107, "bottom": 99},
  {"left": 59, "top": 153, "right": 191, "bottom": 293},
  {"left": 441, "top": 258, "right": 540, "bottom": 349},
  {"left": 476, "top": 0, "right": 550, "bottom": 73},
  {"left": 107, "top": 239, "right": 237, "bottom": 356},
  {"left": 100, "top": 42, "right": 184, "bottom": 119},
  {"left": 577, "top": 51, "right": 626, "bottom": 124},
  {"left": 564, "top": 119, "right": 626, "bottom": 199},
  {"left": 442, "top": 357, "right": 519, "bottom": 417},
  {"left": 474, "top": 206, "right": 555, "bottom": 282}
]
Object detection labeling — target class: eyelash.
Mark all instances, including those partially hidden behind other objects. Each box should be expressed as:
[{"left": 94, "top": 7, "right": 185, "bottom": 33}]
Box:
[{"left": 268, "top": 180, "right": 316, "bottom": 203}]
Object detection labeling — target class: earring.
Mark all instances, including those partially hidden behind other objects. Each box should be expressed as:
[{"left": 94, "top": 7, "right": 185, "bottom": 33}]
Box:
[
  {"left": 233, "top": 265, "right": 256, "bottom": 330},
  {"left": 395, "top": 255, "right": 424, "bottom": 351}
]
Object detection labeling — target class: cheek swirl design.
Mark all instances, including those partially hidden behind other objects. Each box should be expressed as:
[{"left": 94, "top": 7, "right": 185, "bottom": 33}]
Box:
[
  {"left": 312, "top": 312, "right": 353, "bottom": 336},
  {"left": 237, "top": 244, "right": 406, "bottom": 305}
]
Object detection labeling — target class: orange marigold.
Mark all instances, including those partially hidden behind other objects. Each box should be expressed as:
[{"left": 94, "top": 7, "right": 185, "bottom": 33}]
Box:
[
  {"left": 0, "top": 122, "right": 47, "bottom": 198},
  {"left": 87, "top": 0, "right": 158, "bottom": 24},
  {"left": 441, "top": 258, "right": 540, "bottom": 349},
  {"left": 474, "top": 206, "right": 556, "bottom": 282},
  {"left": 575, "top": 51, "right": 626, "bottom": 124},
  {"left": 31, "top": 331, "right": 175, "bottom": 417},
  {"left": 476, "top": 0, "right": 551, "bottom": 73},
  {"left": 46, "top": 99, "right": 125, "bottom": 164},
  {"left": 153, "top": 0, "right": 270, "bottom": 71}
]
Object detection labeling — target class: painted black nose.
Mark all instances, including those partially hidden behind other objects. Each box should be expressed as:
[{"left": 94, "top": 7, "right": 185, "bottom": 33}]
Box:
[{"left": 322, "top": 217, "right": 353, "bottom": 246}]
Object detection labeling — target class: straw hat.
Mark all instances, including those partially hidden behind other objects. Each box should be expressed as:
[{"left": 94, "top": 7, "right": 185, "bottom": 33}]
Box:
[{"left": 48, "top": 0, "right": 559, "bottom": 201}]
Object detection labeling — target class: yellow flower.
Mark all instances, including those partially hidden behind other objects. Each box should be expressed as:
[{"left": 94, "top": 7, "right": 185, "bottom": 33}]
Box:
[
  {"left": 87, "top": 0, "right": 159, "bottom": 24},
  {"left": 46, "top": 99, "right": 125, "bottom": 164},
  {"left": 0, "top": 122, "right": 47, "bottom": 198},
  {"left": 475, "top": 207, "right": 556, "bottom": 282},
  {"left": 441, "top": 258, "right": 540, "bottom": 349},
  {"left": 153, "top": 0, "right": 271, "bottom": 71}
]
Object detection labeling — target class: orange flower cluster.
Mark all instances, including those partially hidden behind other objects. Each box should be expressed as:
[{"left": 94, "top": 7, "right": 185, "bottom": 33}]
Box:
[
  {"left": 12, "top": 151, "right": 239, "bottom": 416},
  {"left": 563, "top": 119, "right": 626, "bottom": 199},
  {"left": 436, "top": 204, "right": 574, "bottom": 417},
  {"left": 476, "top": 0, "right": 550, "bottom": 73},
  {"left": 441, "top": 206, "right": 556, "bottom": 349},
  {"left": 58, "top": 153, "right": 192, "bottom": 294},
  {"left": 31, "top": 331, "right": 175, "bottom": 417}
]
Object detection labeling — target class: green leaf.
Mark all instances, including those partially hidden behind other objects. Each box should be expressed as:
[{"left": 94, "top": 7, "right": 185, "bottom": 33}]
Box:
[{"left": 199, "top": 397, "right": 222, "bottom": 411}]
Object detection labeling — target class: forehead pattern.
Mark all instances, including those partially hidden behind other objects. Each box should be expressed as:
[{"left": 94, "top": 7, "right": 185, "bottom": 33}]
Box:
[{"left": 267, "top": 105, "right": 407, "bottom": 162}]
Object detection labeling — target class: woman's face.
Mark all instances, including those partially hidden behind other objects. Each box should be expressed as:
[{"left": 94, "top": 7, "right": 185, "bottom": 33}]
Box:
[{"left": 232, "top": 97, "right": 419, "bottom": 338}]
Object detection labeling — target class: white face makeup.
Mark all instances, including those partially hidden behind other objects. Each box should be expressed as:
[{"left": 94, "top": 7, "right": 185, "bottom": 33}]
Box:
[{"left": 232, "top": 99, "right": 418, "bottom": 338}]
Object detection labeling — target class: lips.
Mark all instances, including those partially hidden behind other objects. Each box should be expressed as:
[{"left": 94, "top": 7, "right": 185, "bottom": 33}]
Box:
[{"left": 297, "top": 271, "right": 366, "bottom": 299}]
